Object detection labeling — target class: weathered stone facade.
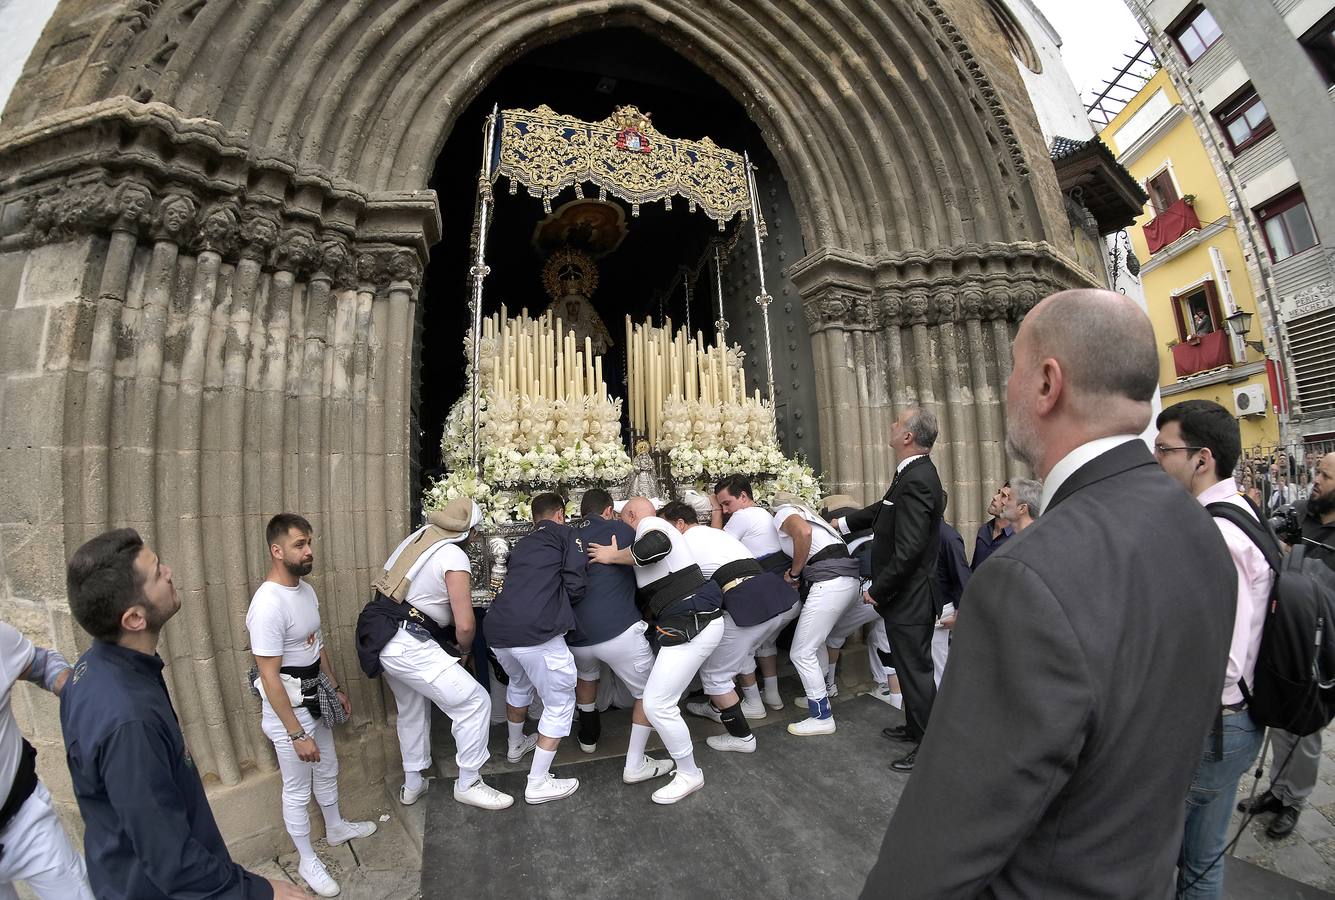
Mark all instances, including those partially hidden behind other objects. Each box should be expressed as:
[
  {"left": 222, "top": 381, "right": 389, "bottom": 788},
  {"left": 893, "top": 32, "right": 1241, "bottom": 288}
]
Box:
[{"left": 0, "top": 0, "right": 1093, "bottom": 854}]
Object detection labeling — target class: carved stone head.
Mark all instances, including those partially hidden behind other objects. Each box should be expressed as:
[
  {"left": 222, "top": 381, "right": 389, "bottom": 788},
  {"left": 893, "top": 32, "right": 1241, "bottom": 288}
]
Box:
[
  {"left": 387, "top": 250, "right": 421, "bottom": 285},
  {"left": 239, "top": 212, "right": 279, "bottom": 262},
  {"left": 196, "top": 202, "right": 241, "bottom": 255},
  {"left": 113, "top": 182, "right": 153, "bottom": 229},
  {"left": 153, "top": 194, "right": 197, "bottom": 241}
]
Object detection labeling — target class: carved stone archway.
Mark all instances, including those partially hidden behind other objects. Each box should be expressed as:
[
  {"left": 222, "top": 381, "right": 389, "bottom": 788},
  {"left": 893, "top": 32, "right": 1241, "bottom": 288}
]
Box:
[{"left": 0, "top": 0, "right": 1092, "bottom": 847}]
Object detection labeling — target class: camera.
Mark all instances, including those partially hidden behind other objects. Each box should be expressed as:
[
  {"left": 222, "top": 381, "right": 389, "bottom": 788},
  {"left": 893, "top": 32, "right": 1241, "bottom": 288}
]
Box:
[{"left": 1268, "top": 504, "right": 1303, "bottom": 546}]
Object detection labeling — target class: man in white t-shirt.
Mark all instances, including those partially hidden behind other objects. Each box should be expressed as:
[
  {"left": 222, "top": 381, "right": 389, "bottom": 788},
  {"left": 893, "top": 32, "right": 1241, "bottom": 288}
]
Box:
[
  {"left": 711, "top": 475, "right": 799, "bottom": 710},
  {"left": 0, "top": 623, "right": 92, "bottom": 899},
  {"left": 247, "top": 513, "right": 376, "bottom": 898},
  {"left": 357, "top": 498, "right": 513, "bottom": 812}
]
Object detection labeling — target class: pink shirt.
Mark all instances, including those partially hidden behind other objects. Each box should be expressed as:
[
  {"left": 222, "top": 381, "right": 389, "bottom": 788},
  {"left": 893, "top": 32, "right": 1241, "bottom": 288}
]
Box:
[{"left": 1198, "top": 479, "right": 1273, "bottom": 706}]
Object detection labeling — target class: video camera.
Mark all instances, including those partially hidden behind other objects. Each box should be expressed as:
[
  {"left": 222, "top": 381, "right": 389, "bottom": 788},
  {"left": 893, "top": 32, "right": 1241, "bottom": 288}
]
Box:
[{"left": 1269, "top": 504, "right": 1304, "bottom": 546}]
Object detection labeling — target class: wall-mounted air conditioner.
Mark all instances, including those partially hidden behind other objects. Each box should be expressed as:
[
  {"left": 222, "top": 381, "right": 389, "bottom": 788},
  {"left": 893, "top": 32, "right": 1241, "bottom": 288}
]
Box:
[{"left": 1233, "top": 384, "right": 1266, "bottom": 417}]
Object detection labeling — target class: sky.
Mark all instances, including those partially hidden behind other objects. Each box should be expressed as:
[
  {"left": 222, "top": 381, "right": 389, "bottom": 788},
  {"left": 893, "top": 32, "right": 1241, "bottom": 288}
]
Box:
[{"left": 1031, "top": 0, "right": 1149, "bottom": 107}]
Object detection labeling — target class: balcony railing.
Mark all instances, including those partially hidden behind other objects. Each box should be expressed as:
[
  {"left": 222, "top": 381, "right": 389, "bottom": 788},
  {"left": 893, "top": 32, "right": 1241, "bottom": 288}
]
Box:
[
  {"left": 1144, "top": 197, "right": 1202, "bottom": 255},
  {"left": 1171, "top": 329, "right": 1232, "bottom": 378}
]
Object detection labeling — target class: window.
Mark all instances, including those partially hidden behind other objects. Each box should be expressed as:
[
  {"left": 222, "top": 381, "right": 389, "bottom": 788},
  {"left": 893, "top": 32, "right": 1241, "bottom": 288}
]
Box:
[
  {"left": 1214, "top": 85, "right": 1273, "bottom": 153},
  {"left": 1147, "top": 169, "right": 1179, "bottom": 214},
  {"left": 1256, "top": 190, "right": 1319, "bottom": 262},
  {"left": 1171, "top": 282, "right": 1222, "bottom": 342},
  {"left": 1301, "top": 10, "right": 1335, "bottom": 86},
  {"left": 1170, "top": 6, "right": 1223, "bottom": 64}
]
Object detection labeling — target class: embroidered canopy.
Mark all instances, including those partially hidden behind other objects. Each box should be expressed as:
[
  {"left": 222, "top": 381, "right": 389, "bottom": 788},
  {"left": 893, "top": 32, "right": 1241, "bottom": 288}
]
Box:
[{"left": 491, "top": 104, "right": 753, "bottom": 226}]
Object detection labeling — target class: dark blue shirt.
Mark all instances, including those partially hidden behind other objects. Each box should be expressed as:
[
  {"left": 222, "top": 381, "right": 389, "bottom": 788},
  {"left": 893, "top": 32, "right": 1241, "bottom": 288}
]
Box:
[
  {"left": 484, "top": 520, "right": 587, "bottom": 649},
  {"left": 568, "top": 515, "right": 641, "bottom": 646},
  {"left": 936, "top": 521, "right": 972, "bottom": 610},
  {"left": 60, "top": 640, "right": 271, "bottom": 900},
  {"left": 971, "top": 517, "right": 1014, "bottom": 571}
]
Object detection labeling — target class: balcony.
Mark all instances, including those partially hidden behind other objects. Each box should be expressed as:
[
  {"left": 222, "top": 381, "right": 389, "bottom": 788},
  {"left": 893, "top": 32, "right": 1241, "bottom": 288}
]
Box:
[
  {"left": 1171, "top": 329, "right": 1232, "bottom": 378},
  {"left": 1144, "top": 197, "right": 1202, "bottom": 255}
]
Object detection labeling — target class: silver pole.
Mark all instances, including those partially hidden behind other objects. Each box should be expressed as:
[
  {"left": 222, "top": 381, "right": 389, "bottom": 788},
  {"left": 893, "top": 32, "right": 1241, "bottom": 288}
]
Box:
[
  {"left": 681, "top": 265, "right": 691, "bottom": 335},
  {"left": 470, "top": 105, "right": 499, "bottom": 475},
  {"left": 713, "top": 246, "right": 728, "bottom": 342},
  {"left": 744, "top": 151, "right": 775, "bottom": 405}
]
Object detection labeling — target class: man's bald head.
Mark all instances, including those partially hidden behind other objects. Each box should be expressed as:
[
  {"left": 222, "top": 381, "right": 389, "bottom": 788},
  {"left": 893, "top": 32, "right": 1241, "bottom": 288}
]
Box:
[
  {"left": 1023, "top": 289, "right": 1159, "bottom": 408},
  {"left": 620, "top": 496, "right": 656, "bottom": 527}
]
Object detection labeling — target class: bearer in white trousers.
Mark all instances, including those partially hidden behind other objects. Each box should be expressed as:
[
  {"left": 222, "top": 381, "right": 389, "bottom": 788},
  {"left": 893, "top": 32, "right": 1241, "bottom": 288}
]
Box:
[
  {"left": 0, "top": 623, "right": 92, "bottom": 900},
  {"left": 482, "top": 493, "right": 585, "bottom": 805},
  {"left": 569, "top": 489, "right": 675, "bottom": 786},
  {"left": 772, "top": 493, "right": 863, "bottom": 735},
  {"left": 247, "top": 514, "right": 376, "bottom": 899},
  {"left": 660, "top": 502, "right": 799, "bottom": 749},
  {"left": 355, "top": 498, "right": 513, "bottom": 811},
  {"left": 712, "top": 475, "right": 796, "bottom": 710},
  {"left": 588, "top": 497, "right": 726, "bottom": 805}
]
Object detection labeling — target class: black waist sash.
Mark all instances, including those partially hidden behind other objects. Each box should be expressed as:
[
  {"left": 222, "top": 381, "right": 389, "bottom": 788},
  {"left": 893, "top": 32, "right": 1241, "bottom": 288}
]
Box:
[
  {"left": 757, "top": 550, "right": 793, "bottom": 574},
  {"left": 800, "top": 543, "right": 860, "bottom": 599},
  {"left": 279, "top": 661, "right": 322, "bottom": 718},
  {"left": 712, "top": 558, "right": 764, "bottom": 588},
  {"left": 0, "top": 738, "right": 38, "bottom": 847},
  {"left": 640, "top": 565, "right": 707, "bottom": 618}
]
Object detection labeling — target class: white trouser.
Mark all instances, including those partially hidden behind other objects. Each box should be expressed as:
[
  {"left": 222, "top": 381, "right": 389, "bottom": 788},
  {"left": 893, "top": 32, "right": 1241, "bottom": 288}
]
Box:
[
  {"left": 931, "top": 603, "right": 954, "bottom": 687},
  {"left": 0, "top": 783, "right": 93, "bottom": 900},
  {"left": 699, "top": 612, "right": 773, "bottom": 695},
  {"left": 380, "top": 629, "right": 491, "bottom": 775},
  {"left": 642, "top": 617, "right": 726, "bottom": 762},
  {"left": 752, "top": 602, "right": 800, "bottom": 659},
  {"left": 824, "top": 600, "right": 882, "bottom": 650},
  {"left": 789, "top": 576, "right": 861, "bottom": 702},
  {"left": 261, "top": 704, "right": 339, "bottom": 838},
  {"left": 494, "top": 636, "right": 577, "bottom": 738},
  {"left": 571, "top": 621, "right": 655, "bottom": 698}
]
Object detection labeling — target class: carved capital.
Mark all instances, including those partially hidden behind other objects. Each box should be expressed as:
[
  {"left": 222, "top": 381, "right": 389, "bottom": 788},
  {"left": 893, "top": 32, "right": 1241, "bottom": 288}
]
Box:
[
  {"left": 927, "top": 291, "right": 958, "bottom": 325},
  {"left": 315, "top": 236, "right": 356, "bottom": 288},
  {"left": 877, "top": 292, "right": 903, "bottom": 329},
  {"left": 981, "top": 290, "right": 1011, "bottom": 322},
  {"left": 238, "top": 209, "right": 280, "bottom": 264},
  {"left": 271, "top": 227, "right": 320, "bottom": 274},
  {"left": 193, "top": 201, "right": 241, "bottom": 257},
  {"left": 152, "top": 193, "right": 197, "bottom": 244},
  {"left": 386, "top": 249, "right": 422, "bottom": 290},
  {"left": 110, "top": 181, "right": 154, "bottom": 233},
  {"left": 959, "top": 288, "right": 986, "bottom": 321},
  {"left": 903, "top": 291, "right": 930, "bottom": 326},
  {"left": 355, "top": 250, "right": 387, "bottom": 287},
  {"left": 1010, "top": 288, "right": 1040, "bottom": 320}
]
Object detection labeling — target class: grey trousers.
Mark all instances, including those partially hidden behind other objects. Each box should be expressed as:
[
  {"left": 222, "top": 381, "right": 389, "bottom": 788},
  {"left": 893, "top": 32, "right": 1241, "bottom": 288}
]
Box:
[{"left": 1270, "top": 729, "right": 1323, "bottom": 807}]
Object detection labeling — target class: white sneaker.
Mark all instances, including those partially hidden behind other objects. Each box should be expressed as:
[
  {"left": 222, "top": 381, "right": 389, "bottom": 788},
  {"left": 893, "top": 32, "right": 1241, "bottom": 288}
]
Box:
[
  {"left": 623, "top": 757, "right": 675, "bottom": 784},
  {"left": 578, "top": 740, "right": 597, "bottom": 754},
  {"left": 787, "top": 716, "right": 836, "bottom": 736},
  {"left": 325, "top": 819, "right": 376, "bottom": 846},
  {"left": 651, "top": 769, "right": 705, "bottom": 805},
  {"left": 454, "top": 778, "right": 514, "bottom": 810},
  {"left": 399, "top": 779, "right": 429, "bottom": 806},
  {"left": 792, "top": 694, "right": 811, "bottom": 710},
  {"left": 740, "top": 697, "right": 768, "bottom": 720},
  {"left": 506, "top": 733, "right": 539, "bottom": 763},
  {"left": 825, "top": 681, "right": 840, "bottom": 699},
  {"left": 525, "top": 774, "right": 580, "bottom": 804},
  {"left": 763, "top": 691, "right": 784, "bottom": 711},
  {"left": 685, "top": 700, "right": 722, "bottom": 722},
  {"left": 707, "top": 734, "right": 757, "bottom": 753},
  {"left": 298, "top": 856, "right": 340, "bottom": 897}
]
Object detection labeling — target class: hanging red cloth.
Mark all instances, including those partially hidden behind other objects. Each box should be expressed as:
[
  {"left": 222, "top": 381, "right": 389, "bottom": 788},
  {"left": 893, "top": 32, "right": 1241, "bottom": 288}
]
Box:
[{"left": 1144, "top": 198, "right": 1202, "bottom": 255}]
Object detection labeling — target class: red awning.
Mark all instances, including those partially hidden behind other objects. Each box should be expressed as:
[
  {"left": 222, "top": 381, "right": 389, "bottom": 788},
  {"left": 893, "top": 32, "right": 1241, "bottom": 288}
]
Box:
[{"left": 1144, "top": 198, "right": 1202, "bottom": 255}]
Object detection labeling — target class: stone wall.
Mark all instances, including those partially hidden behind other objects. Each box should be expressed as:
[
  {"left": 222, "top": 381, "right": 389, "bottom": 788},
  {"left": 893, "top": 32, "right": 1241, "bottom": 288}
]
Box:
[{"left": 0, "top": 0, "right": 1094, "bottom": 855}]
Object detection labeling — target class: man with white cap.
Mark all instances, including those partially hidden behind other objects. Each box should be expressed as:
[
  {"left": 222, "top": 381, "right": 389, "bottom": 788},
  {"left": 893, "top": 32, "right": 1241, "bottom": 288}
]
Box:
[
  {"left": 659, "top": 501, "right": 796, "bottom": 748},
  {"left": 588, "top": 497, "right": 725, "bottom": 804},
  {"left": 355, "top": 497, "right": 514, "bottom": 811},
  {"left": 483, "top": 493, "right": 586, "bottom": 805},
  {"left": 772, "top": 491, "right": 862, "bottom": 736}
]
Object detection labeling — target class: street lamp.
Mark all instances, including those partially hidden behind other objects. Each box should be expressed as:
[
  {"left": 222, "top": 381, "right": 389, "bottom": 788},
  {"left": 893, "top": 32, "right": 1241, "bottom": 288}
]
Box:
[{"left": 1225, "top": 308, "right": 1266, "bottom": 354}]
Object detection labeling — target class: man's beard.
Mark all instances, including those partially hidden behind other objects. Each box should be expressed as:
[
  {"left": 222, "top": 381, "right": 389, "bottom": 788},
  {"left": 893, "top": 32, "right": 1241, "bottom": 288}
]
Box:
[
  {"left": 1310, "top": 490, "right": 1335, "bottom": 517},
  {"left": 284, "top": 558, "right": 314, "bottom": 577}
]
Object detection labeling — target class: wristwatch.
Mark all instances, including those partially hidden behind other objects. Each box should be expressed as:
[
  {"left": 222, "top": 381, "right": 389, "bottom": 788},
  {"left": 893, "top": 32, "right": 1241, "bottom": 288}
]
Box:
[{"left": 288, "top": 731, "right": 312, "bottom": 743}]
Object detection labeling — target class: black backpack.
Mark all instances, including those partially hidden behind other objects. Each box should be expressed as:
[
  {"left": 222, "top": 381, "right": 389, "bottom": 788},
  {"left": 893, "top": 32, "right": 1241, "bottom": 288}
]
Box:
[{"left": 1207, "top": 502, "right": 1335, "bottom": 736}]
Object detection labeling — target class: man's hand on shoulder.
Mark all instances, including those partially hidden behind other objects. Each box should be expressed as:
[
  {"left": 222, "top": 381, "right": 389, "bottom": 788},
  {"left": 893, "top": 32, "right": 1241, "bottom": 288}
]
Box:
[{"left": 587, "top": 535, "right": 621, "bottom": 565}]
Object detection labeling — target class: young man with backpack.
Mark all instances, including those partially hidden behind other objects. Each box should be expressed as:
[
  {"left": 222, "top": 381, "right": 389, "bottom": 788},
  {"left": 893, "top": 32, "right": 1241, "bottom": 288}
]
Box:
[
  {"left": 1236, "top": 451, "right": 1335, "bottom": 841},
  {"left": 1154, "top": 400, "right": 1272, "bottom": 899}
]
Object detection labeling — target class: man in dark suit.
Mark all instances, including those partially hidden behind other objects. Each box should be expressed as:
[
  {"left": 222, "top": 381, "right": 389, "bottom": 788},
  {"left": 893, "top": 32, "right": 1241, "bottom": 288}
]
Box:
[
  {"left": 860, "top": 289, "right": 1236, "bottom": 898},
  {"left": 834, "top": 406, "right": 945, "bottom": 771}
]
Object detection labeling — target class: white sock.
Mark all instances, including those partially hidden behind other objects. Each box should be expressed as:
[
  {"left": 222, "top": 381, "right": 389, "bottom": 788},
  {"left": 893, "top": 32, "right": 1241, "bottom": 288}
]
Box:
[
  {"left": 528, "top": 746, "right": 556, "bottom": 785},
  {"left": 457, "top": 767, "right": 479, "bottom": 790},
  {"left": 741, "top": 683, "right": 762, "bottom": 704},
  {"left": 404, "top": 770, "right": 424, "bottom": 792},
  {"left": 674, "top": 751, "right": 701, "bottom": 777},
  {"left": 762, "top": 675, "right": 779, "bottom": 697},
  {"left": 507, "top": 720, "right": 526, "bottom": 748},
  {"left": 625, "top": 723, "right": 652, "bottom": 772},
  {"left": 292, "top": 832, "right": 317, "bottom": 864},
  {"left": 577, "top": 701, "right": 596, "bottom": 713},
  {"left": 319, "top": 802, "right": 344, "bottom": 830},
  {"left": 890, "top": 692, "right": 903, "bottom": 709}
]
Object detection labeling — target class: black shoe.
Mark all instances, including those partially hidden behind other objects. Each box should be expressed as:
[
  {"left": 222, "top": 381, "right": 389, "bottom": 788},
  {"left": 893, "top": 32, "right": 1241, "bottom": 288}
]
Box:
[
  {"left": 1266, "top": 805, "right": 1301, "bottom": 839},
  {"left": 881, "top": 725, "right": 911, "bottom": 742},
  {"left": 889, "top": 747, "right": 918, "bottom": 772},
  {"left": 1237, "top": 790, "right": 1283, "bottom": 816}
]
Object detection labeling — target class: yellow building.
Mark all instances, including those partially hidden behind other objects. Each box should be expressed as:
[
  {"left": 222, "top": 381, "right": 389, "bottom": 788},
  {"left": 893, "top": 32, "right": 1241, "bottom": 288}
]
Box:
[{"left": 1101, "top": 68, "right": 1279, "bottom": 451}]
